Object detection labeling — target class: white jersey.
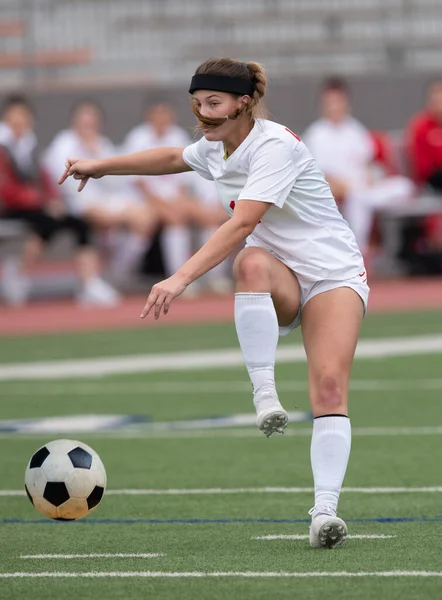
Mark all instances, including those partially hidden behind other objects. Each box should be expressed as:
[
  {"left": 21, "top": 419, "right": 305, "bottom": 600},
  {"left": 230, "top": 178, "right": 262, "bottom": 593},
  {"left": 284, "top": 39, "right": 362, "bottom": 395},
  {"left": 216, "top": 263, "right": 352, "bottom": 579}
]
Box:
[
  {"left": 182, "top": 118, "right": 364, "bottom": 280},
  {"left": 303, "top": 117, "right": 375, "bottom": 192}
]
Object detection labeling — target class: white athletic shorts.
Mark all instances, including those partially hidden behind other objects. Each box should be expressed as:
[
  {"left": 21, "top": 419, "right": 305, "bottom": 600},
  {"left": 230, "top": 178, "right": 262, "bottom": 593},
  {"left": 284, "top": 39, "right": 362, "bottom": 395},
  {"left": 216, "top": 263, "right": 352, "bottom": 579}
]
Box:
[
  {"left": 278, "top": 272, "right": 370, "bottom": 336},
  {"left": 244, "top": 239, "right": 369, "bottom": 336}
]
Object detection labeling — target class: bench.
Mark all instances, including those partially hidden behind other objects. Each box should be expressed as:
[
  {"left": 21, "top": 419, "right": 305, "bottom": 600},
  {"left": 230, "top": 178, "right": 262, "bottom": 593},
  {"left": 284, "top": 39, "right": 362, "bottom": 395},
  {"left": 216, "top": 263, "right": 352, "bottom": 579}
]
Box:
[
  {"left": 0, "top": 219, "right": 28, "bottom": 264},
  {"left": 0, "top": 219, "right": 27, "bottom": 241},
  {"left": 0, "top": 20, "right": 25, "bottom": 37},
  {"left": 378, "top": 194, "right": 442, "bottom": 272},
  {"left": 0, "top": 48, "right": 91, "bottom": 70}
]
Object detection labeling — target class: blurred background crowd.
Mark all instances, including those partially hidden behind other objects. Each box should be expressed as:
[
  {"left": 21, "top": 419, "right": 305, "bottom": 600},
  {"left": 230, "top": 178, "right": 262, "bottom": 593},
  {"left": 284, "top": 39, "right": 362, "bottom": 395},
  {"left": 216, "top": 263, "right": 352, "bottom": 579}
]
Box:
[
  {"left": 0, "top": 97, "right": 231, "bottom": 305},
  {"left": 1, "top": 0, "right": 442, "bottom": 307}
]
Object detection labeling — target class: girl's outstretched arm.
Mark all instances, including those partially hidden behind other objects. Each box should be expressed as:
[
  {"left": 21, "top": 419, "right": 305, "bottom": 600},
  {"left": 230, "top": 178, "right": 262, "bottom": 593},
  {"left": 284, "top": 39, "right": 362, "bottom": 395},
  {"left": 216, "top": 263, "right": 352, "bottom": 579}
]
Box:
[
  {"left": 141, "top": 199, "right": 272, "bottom": 320},
  {"left": 58, "top": 147, "right": 190, "bottom": 191}
]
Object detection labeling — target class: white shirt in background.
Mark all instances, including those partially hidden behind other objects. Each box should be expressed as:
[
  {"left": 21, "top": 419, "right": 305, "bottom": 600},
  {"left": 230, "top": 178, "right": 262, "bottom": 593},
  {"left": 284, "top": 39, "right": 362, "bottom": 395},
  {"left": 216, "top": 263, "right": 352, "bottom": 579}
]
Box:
[
  {"left": 44, "top": 130, "right": 138, "bottom": 215},
  {"left": 302, "top": 117, "right": 375, "bottom": 192},
  {"left": 123, "top": 123, "right": 192, "bottom": 152},
  {"left": 182, "top": 118, "right": 363, "bottom": 281},
  {"left": 123, "top": 123, "right": 195, "bottom": 201}
]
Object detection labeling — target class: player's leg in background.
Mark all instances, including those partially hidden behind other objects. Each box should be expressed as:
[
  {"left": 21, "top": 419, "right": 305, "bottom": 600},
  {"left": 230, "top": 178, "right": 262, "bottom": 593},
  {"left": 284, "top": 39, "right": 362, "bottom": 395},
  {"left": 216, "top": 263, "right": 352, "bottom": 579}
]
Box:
[
  {"left": 161, "top": 224, "right": 193, "bottom": 277},
  {"left": 301, "top": 286, "right": 364, "bottom": 546},
  {"left": 233, "top": 247, "right": 300, "bottom": 436},
  {"left": 343, "top": 177, "right": 414, "bottom": 256},
  {"left": 155, "top": 198, "right": 199, "bottom": 296},
  {"left": 193, "top": 178, "right": 232, "bottom": 294},
  {"left": 106, "top": 203, "right": 159, "bottom": 279},
  {"left": 63, "top": 214, "right": 121, "bottom": 307},
  {"left": 198, "top": 226, "right": 233, "bottom": 294},
  {"left": 1, "top": 209, "right": 57, "bottom": 305}
]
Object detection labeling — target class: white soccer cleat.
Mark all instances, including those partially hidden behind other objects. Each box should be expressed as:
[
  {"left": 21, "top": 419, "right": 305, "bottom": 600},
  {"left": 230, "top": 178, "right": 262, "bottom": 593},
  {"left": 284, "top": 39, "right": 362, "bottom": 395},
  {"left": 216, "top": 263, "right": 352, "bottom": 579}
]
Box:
[
  {"left": 308, "top": 506, "right": 348, "bottom": 549},
  {"left": 254, "top": 387, "right": 288, "bottom": 438}
]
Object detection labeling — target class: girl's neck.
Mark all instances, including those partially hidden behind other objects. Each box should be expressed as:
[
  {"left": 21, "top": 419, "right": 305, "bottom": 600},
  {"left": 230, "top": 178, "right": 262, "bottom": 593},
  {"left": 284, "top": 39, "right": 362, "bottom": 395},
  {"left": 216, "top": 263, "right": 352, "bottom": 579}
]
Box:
[{"left": 223, "top": 119, "right": 255, "bottom": 157}]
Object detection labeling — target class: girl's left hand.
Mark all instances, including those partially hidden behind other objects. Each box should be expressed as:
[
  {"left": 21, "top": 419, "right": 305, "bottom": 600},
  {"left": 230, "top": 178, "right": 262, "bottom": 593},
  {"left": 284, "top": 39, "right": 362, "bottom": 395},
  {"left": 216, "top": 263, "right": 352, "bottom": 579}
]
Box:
[{"left": 140, "top": 275, "right": 188, "bottom": 320}]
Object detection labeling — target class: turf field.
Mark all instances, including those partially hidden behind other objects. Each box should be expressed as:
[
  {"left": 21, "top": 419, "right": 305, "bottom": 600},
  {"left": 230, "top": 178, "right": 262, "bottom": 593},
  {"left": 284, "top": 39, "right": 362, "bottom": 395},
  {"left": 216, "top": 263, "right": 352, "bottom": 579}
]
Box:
[{"left": 1, "top": 309, "right": 442, "bottom": 599}]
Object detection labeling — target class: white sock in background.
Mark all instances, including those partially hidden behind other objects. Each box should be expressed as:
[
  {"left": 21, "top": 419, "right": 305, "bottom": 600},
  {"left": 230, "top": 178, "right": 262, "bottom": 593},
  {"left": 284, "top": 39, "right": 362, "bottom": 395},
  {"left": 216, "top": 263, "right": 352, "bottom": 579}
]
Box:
[
  {"left": 110, "top": 232, "right": 150, "bottom": 276},
  {"left": 199, "top": 228, "right": 230, "bottom": 281},
  {"left": 161, "top": 226, "right": 192, "bottom": 276},
  {"left": 234, "top": 293, "right": 279, "bottom": 393},
  {"left": 310, "top": 415, "right": 352, "bottom": 515}
]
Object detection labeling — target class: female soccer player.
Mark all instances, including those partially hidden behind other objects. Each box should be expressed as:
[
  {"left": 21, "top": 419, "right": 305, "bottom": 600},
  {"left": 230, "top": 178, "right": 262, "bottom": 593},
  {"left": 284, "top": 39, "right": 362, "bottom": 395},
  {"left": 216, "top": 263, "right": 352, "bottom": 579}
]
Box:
[{"left": 59, "top": 58, "right": 369, "bottom": 549}]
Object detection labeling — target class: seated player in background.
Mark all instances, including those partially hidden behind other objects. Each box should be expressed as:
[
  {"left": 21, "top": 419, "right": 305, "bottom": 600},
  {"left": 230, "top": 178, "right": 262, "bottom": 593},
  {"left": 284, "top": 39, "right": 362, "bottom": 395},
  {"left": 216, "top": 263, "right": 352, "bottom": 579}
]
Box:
[
  {"left": 0, "top": 94, "right": 93, "bottom": 305},
  {"left": 407, "top": 78, "right": 442, "bottom": 194},
  {"left": 60, "top": 57, "right": 370, "bottom": 550},
  {"left": 407, "top": 79, "right": 442, "bottom": 256},
  {"left": 123, "top": 102, "right": 227, "bottom": 295},
  {"left": 303, "top": 77, "right": 414, "bottom": 265},
  {"left": 44, "top": 99, "right": 160, "bottom": 295}
]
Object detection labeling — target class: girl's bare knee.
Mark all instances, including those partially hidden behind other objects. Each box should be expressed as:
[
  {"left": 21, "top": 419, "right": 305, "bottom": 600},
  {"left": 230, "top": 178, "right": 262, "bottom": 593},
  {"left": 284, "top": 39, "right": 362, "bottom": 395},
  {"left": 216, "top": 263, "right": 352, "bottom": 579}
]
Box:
[
  {"left": 312, "top": 374, "right": 347, "bottom": 415},
  {"left": 233, "top": 249, "right": 272, "bottom": 290}
]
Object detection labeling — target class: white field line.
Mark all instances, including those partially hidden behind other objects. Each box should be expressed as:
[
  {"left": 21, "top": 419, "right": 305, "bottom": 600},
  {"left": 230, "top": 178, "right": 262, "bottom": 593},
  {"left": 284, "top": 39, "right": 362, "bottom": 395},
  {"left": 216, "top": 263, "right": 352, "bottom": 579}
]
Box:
[
  {"left": 1, "top": 334, "right": 442, "bottom": 380},
  {"left": 20, "top": 553, "right": 164, "bottom": 559},
  {"left": 0, "top": 571, "right": 441, "bottom": 578},
  {"left": 2, "top": 425, "right": 442, "bottom": 441},
  {"left": 105, "top": 486, "right": 442, "bottom": 495},
  {"left": 109, "top": 425, "right": 442, "bottom": 439},
  {"left": 4, "top": 378, "right": 442, "bottom": 395},
  {"left": 254, "top": 535, "right": 396, "bottom": 540},
  {"left": 2, "top": 486, "right": 442, "bottom": 498}
]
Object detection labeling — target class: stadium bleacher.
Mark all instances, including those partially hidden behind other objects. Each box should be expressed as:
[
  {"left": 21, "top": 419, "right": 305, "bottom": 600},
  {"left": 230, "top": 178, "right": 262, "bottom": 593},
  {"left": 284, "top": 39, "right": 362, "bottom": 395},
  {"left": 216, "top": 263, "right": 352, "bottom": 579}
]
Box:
[
  {"left": 1, "top": 0, "right": 442, "bottom": 289},
  {"left": 1, "top": 0, "right": 442, "bottom": 85}
]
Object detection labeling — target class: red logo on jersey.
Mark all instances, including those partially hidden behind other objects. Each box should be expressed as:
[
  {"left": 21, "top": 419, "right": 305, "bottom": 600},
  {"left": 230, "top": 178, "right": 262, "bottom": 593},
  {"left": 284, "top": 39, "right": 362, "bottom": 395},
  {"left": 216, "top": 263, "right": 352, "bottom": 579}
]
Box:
[
  {"left": 285, "top": 127, "right": 301, "bottom": 142},
  {"left": 229, "top": 199, "right": 261, "bottom": 224}
]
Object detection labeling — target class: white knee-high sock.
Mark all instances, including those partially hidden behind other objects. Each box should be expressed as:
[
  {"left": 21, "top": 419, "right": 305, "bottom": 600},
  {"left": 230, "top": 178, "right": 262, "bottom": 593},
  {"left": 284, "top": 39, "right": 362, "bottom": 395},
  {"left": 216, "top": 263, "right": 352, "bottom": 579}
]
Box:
[
  {"left": 234, "top": 293, "right": 279, "bottom": 393},
  {"left": 310, "top": 415, "right": 351, "bottom": 515}
]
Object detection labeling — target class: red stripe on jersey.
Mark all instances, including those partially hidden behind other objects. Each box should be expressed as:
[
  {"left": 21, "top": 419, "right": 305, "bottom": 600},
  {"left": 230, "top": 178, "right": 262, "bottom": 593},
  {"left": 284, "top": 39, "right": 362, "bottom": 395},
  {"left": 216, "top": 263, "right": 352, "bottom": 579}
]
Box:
[
  {"left": 229, "top": 199, "right": 261, "bottom": 223},
  {"left": 285, "top": 127, "right": 301, "bottom": 142}
]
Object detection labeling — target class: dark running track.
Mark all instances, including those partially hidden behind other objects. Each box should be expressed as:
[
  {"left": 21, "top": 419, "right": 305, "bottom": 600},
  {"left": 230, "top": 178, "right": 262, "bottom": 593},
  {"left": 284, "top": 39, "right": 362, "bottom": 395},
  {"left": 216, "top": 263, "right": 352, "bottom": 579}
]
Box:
[{"left": 0, "top": 277, "right": 441, "bottom": 336}]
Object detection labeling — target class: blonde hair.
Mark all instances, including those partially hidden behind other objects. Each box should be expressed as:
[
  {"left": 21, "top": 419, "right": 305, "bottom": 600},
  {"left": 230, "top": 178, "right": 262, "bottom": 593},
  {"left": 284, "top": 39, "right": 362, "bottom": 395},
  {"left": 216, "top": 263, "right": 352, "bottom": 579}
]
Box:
[{"left": 190, "top": 58, "right": 268, "bottom": 129}]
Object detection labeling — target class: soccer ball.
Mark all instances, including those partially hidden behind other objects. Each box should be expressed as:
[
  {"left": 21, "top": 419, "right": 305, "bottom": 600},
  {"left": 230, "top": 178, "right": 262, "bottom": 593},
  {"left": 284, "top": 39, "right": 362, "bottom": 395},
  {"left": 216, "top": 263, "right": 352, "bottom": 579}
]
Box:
[{"left": 24, "top": 439, "right": 107, "bottom": 520}]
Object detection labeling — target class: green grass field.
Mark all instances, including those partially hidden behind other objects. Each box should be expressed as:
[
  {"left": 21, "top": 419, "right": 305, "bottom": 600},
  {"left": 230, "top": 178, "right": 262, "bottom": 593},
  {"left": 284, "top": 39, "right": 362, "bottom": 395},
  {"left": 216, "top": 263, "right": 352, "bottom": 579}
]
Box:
[{"left": 1, "top": 309, "right": 442, "bottom": 599}]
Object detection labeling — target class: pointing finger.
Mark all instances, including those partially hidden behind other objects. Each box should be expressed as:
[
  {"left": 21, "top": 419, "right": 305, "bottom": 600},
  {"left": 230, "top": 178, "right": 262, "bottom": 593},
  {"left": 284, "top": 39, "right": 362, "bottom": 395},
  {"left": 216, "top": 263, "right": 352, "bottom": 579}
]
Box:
[
  {"left": 58, "top": 168, "right": 70, "bottom": 185},
  {"left": 163, "top": 296, "right": 172, "bottom": 315},
  {"left": 140, "top": 290, "right": 158, "bottom": 318},
  {"left": 154, "top": 293, "right": 167, "bottom": 320},
  {"left": 78, "top": 176, "right": 90, "bottom": 192}
]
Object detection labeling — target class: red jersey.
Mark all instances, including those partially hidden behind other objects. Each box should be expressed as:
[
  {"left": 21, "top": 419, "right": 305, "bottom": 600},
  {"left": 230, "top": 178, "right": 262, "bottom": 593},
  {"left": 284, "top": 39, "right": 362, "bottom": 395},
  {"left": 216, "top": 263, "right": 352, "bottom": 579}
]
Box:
[
  {"left": 406, "top": 111, "right": 442, "bottom": 185},
  {"left": 370, "top": 130, "right": 400, "bottom": 176},
  {"left": 0, "top": 146, "right": 57, "bottom": 210}
]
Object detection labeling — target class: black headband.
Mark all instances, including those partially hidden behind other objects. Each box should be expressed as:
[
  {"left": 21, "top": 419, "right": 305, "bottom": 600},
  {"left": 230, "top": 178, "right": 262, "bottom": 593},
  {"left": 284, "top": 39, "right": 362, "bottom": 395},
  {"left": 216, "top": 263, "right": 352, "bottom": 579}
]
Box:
[{"left": 189, "top": 74, "right": 254, "bottom": 96}]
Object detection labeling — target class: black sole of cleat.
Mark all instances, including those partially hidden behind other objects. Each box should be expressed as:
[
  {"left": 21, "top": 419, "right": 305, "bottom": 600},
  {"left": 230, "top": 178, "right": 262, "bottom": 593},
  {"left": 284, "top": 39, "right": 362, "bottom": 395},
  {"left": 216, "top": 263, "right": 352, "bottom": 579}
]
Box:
[
  {"left": 320, "top": 523, "right": 347, "bottom": 548},
  {"left": 262, "top": 414, "right": 288, "bottom": 437}
]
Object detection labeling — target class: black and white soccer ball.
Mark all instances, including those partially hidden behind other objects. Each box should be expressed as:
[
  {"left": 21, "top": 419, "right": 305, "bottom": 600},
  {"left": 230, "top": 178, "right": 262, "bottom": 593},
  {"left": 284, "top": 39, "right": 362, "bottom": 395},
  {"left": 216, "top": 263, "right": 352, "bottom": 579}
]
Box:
[{"left": 24, "top": 439, "right": 107, "bottom": 520}]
